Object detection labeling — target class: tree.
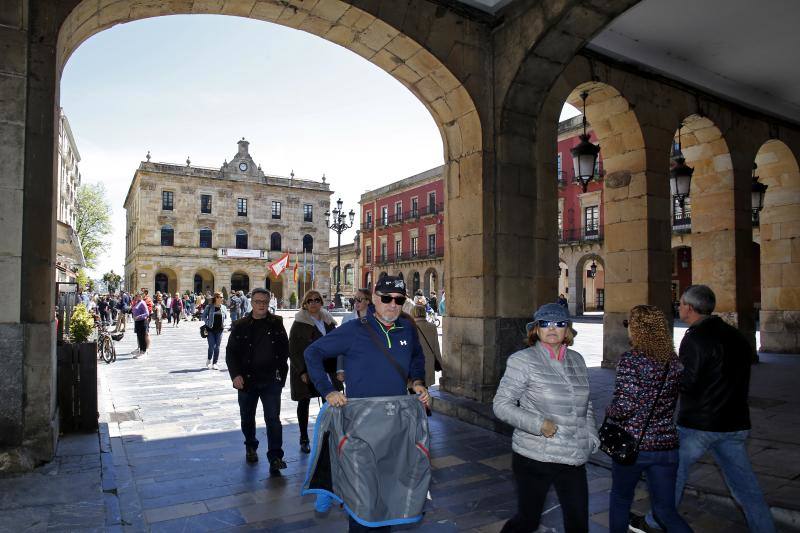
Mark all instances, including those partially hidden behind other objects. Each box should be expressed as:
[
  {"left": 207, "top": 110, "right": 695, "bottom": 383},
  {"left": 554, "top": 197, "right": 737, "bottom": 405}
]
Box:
[
  {"left": 76, "top": 269, "right": 90, "bottom": 292},
  {"left": 75, "top": 183, "right": 113, "bottom": 269},
  {"left": 103, "top": 270, "right": 122, "bottom": 292}
]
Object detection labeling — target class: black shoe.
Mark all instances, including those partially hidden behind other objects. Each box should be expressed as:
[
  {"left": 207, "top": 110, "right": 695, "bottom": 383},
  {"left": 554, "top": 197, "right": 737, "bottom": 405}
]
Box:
[
  {"left": 269, "top": 458, "right": 287, "bottom": 473},
  {"left": 246, "top": 446, "right": 258, "bottom": 463},
  {"left": 300, "top": 439, "right": 311, "bottom": 454}
]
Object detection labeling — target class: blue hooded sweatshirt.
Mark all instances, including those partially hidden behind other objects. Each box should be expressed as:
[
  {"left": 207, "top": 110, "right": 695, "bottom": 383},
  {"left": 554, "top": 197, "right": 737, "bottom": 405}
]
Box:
[{"left": 304, "top": 309, "right": 426, "bottom": 399}]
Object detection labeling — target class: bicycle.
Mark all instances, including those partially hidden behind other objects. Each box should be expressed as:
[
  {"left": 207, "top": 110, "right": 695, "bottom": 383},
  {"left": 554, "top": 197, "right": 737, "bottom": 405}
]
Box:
[
  {"left": 426, "top": 307, "right": 441, "bottom": 328},
  {"left": 95, "top": 318, "right": 119, "bottom": 364}
]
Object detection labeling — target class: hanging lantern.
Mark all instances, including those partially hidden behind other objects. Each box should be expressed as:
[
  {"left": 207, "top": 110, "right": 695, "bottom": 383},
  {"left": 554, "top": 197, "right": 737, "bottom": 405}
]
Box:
[
  {"left": 751, "top": 162, "right": 768, "bottom": 225},
  {"left": 589, "top": 260, "right": 598, "bottom": 278},
  {"left": 571, "top": 91, "right": 601, "bottom": 193},
  {"left": 670, "top": 123, "right": 694, "bottom": 207}
]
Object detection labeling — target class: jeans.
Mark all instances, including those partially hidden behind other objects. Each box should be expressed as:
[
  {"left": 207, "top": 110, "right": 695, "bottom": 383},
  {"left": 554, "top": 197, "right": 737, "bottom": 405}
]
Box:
[
  {"left": 609, "top": 450, "right": 691, "bottom": 533},
  {"left": 676, "top": 426, "right": 774, "bottom": 532},
  {"left": 230, "top": 310, "right": 239, "bottom": 322},
  {"left": 206, "top": 330, "right": 223, "bottom": 363},
  {"left": 237, "top": 382, "right": 283, "bottom": 461},
  {"left": 501, "top": 452, "right": 588, "bottom": 533}
]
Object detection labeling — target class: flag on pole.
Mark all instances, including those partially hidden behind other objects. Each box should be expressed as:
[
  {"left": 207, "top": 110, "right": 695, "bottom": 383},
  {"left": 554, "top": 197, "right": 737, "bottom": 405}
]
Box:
[
  {"left": 268, "top": 252, "right": 290, "bottom": 277},
  {"left": 293, "top": 255, "right": 299, "bottom": 283},
  {"left": 311, "top": 254, "right": 315, "bottom": 288}
]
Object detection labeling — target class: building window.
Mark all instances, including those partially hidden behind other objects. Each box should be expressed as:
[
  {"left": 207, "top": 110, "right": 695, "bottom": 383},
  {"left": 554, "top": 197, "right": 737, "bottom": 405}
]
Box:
[
  {"left": 344, "top": 265, "right": 353, "bottom": 285},
  {"left": 272, "top": 201, "right": 281, "bottom": 219},
  {"left": 395, "top": 239, "right": 401, "bottom": 258},
  {"left": 302, "top": 234, "right": 313, "bottom": 253},
  {"left": 270, "top": 232, "right": 281, "bottom": 251},
  {"left": 584, "top": 206, "right": 599, "bottom": 236},
  {"left": 394, "top": 201, "right": 402, "bottom": 222},
  {"left": 303, "top": 204, "right": 313, "bottom": 222},
  {"left": 411, "top": 236, "right": 418, "bottom": 256},
  {"left": 235, "top": 230, "right": 248, "bottom": 249},
  {"left": 160, "top": 225, "right": 174, "bottom": 246},
  {"left": 201, "top": 194, "right": 212, "bottom": 214},
  {"left": 380, "top": 242, "right": 387, "bottom": 262},
  {"left": 411, "top": 197, "right": 418, "bottom": 217},
  {"left": 162, "top": 191, "right": 174, "bottom": 211},
  {"left": 237, "top": 198, "right": 247, "bottom": 216},
  {"left": 673, "top": 196, "right": 692, "bottom": 223},
  {"left": 428, "top": 191, "right": 436, "bottom": 212},
  {"left": 366, "top": 211, "right": 373, "bottom": 228},
  {"left": 199, "top": 228, "right": 212, "bottom": 248},
  {"left": 428, "top": 234, "right": 436, "bottom": 256},
  {"left": 381, "top": 206, "right": 388, "bottom": 226},
  {"left": 557, "top": 210, "right": 563, "bottom": 238},
  {"left": 365, "top": 245, "right": 372, "bottom": 264}
]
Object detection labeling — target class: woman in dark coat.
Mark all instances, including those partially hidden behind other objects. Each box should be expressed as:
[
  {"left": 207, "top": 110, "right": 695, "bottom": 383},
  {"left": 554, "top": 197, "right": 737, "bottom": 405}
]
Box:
[{"left": 289, "top": 290, "right": 341, "bottom": 453}]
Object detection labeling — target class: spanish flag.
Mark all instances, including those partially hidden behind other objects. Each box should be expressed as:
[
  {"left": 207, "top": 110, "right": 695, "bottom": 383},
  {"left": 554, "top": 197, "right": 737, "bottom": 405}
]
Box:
[{"left": 293, "top": 256, "right": 299, "bottom": 283}]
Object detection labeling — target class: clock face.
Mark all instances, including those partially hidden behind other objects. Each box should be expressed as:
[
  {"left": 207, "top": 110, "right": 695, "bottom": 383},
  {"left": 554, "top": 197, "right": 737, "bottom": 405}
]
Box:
[{"left": 239, "top": 162, "right": 248, "bottom": 171}]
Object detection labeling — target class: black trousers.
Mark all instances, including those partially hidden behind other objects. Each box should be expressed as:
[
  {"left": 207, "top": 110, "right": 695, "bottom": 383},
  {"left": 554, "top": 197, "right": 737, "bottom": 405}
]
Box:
[
  {"left": 501, "top": 452, "right": 589, "bottom": 533},
  {"left": 134, "top": 319, "right": 147, "bottom": 352}
]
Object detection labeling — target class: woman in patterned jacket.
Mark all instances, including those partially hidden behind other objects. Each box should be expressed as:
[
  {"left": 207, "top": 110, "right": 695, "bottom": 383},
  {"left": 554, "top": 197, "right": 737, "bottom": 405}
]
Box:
[{"left": 606, "top": 305, "right": 692, "bottom": 533}]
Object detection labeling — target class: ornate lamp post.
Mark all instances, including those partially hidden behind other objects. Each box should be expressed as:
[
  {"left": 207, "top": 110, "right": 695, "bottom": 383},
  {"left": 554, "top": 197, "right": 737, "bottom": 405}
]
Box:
[
  {"left": 571, "top": 91, "right": 601, "bottom": 193},
  {"left": 751, "top": 162, "right": 768, "bottom": 226},
  {"left": 325, "top": 198, "right": 355, "bottom": 309},
  {"left": 670, "top": 123, "right": 694, "bottom": 208}
]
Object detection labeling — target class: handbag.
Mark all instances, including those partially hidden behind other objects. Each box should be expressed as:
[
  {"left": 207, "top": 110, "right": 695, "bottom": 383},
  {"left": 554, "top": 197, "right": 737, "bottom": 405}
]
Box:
[
  {"left": 599, "top": 362, "right": 670, "bottom": 465},
  {"left": 200, "top": 324, "right": 208, "bottom": 338}
]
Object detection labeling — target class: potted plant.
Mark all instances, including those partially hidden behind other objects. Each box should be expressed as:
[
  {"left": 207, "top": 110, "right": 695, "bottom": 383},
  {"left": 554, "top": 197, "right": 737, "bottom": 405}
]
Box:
[
  {"left": 289, "top": 292, "right": 297, "bottom": 309},
  {"left": 57, "top": 304, "right": 98, "bottom": 432}
]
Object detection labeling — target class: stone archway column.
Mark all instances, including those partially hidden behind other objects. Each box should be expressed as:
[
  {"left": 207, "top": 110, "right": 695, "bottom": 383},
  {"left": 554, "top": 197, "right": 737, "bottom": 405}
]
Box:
[
  {"left": 690, "top": 148, "right": 756, "bottom": 346},
  {"left": 568, "top": 256, "right": 584, "bottom": 316},
  {"left": 601, "top": 143, "right": 673, "bottom": 367},
  {"left": 0, "top": 0, "right": 62, "bottom": 471}
]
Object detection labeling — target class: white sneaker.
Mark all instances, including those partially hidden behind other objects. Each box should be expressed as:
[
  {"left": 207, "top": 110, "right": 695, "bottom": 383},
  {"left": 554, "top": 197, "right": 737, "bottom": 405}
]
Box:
[
  {"left": 131, "top": 349, "right": 140, "bottom": 358},
  {"left": 212, "top": 364, "right": 219, "bottom": 370},
  {"left": 206, "top": 361, "right": 212, "bottom": 369}
]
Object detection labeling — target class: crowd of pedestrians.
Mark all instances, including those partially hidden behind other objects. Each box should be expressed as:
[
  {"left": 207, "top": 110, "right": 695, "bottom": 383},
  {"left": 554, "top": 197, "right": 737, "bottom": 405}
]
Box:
[{"left": 81, "top": 279, "right": 773, "bottom": 532}]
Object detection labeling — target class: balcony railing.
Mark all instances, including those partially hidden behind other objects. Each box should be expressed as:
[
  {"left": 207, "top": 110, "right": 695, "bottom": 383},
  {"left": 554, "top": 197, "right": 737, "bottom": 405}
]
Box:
[
  {"left": 672, "top": 216, "right": 691, "bottom": 234},
  {"left": 363, "top": 219, "right": 374, "bottom": 230},
  {"left": 559, "top": 226, "right": 604, "bottom": 244},
  {"left": 376, "top": 247, "right": 445, "bottom": 264}
]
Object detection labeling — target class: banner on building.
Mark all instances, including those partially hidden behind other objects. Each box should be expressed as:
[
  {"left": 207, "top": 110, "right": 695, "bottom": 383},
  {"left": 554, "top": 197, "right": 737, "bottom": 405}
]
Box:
[{"left": 269, "top": 252, "right": 290, "bottom": 277}]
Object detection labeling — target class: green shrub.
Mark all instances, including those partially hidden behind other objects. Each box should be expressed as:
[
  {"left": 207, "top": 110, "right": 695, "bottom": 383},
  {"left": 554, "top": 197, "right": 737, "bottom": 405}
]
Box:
[
  {"left": 69, "top": 304, "right": 94, "bottom": 343},
  {"left": 289, "top": 292, "right": 297, "bottom": 308}
]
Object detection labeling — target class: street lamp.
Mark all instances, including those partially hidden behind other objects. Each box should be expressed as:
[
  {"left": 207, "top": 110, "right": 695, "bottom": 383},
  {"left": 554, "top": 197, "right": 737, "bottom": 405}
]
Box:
[
  {"left": 571, "top": 91, "right": 601, "bottom": 193},
  {"left": 589, "top": 260, "right": 598, "bottom": 278},
  {"left": 670, "top": 123, "right": 694, "bottom": 208},
  {"left": 325, "top": 197, "right": 355, "bottom": 308},
  {"left": 751, "top": 162, "right": 768, "bottom": 226}
]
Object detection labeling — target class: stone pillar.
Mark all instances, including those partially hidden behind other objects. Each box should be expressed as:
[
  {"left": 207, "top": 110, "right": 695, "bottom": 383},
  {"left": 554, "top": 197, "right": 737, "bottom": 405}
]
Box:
[
  {"left": 756, "top": 139, "right": 800, "bottom": 352},
  {"left": 684, "top": 118, "right": 755, "bottom": 345}
]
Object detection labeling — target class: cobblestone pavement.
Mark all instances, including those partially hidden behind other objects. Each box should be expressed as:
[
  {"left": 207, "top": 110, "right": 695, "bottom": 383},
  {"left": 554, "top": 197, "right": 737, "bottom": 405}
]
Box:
[{"left": 1, "top": 313, "right": 797, "bottom": 532}]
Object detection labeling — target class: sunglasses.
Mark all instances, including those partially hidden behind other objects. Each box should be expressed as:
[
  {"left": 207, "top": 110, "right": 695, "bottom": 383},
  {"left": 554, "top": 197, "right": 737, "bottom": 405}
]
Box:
[
  {"left": 306, "top": 298, "right": 322, "bottom": 304},
  {"left": 623, "top": 319, "right": 629, "bottom": 328},
  {"left": 538, "top": 320, "right": 568, "bottom": 328},
  {"left": 251, "top": 299, "right": 269, "bottom": 305},
  {"left": 355, "top": 297, "right": 369, "bottom": 303},
  {"left": 378, "top": 294, "right": 407, "bottom": 305}
]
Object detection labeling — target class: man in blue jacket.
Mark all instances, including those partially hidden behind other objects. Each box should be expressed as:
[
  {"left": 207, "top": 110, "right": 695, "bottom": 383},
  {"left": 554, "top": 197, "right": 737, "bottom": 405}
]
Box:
[{"left": 304, "top": 275, "right": 430, "bottom": 532}]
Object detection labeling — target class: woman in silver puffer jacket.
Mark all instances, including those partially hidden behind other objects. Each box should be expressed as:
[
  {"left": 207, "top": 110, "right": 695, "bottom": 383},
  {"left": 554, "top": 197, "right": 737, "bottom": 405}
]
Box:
[{"left": 493, "top": 303, "right": 599, "bottom": 533}]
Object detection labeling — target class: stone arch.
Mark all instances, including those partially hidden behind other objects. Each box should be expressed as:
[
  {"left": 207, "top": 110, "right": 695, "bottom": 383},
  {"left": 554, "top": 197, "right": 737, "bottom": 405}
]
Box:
[
  {"left": 153, "top": 266, "right": 178, "bottom": 296},
  {"left": 231, "top": 271, "right": 250, "bottom": 293},
  {"left": 573, "top": 254, "right": 605, "bottom": 315},
  {"left": 754, "top": 139, "right": 800, "bottom": 352},
  {"left": 411, "top": 271, "right": 421, "bottom": 294},
  {"left": 193, "top": 269, "right": 215, "bottom": 295},
  {"left": 423, "top": 267, "right": 438, "bottom": 296}
]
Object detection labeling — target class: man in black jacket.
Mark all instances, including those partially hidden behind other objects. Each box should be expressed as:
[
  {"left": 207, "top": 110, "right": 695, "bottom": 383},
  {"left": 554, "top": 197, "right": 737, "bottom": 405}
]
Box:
[
  {"left": 672, "top": 285, "right": 774, "bottom": 532},
  {"left": 226, "top": 287, "right": 290, "bottom": 472}
]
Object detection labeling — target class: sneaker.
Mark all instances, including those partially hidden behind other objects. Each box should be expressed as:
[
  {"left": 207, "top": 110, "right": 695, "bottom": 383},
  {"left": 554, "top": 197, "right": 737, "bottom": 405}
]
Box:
[
  {"left": 245, "top": 446, "right": 258, "bottom": 463},
  {"left": 314, "top": 493, "right": 333, "bottom": 513},
  {"left": 300, "top": 439, "right": 311, "bottom": 454},
  {"left": 212, "top": 363, "right": 219, "bottom": 370},
  {"left": 206, "top": 361, "right": 212, "bottom": 369},
  {"left": 269, "top": 457, "right": 287, "bottom": 473}
]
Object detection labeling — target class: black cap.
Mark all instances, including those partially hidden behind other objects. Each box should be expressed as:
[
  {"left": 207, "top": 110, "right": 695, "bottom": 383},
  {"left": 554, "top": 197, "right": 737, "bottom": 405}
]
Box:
[{"left": 374, "top": 275, "right": 406, "bottom": 295}]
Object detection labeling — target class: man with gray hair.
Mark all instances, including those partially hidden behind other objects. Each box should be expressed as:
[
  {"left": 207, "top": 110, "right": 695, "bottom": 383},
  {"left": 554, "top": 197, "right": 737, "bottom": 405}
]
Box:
[{"left": 645, "top": 285, "right": 774, "bottom": 531}]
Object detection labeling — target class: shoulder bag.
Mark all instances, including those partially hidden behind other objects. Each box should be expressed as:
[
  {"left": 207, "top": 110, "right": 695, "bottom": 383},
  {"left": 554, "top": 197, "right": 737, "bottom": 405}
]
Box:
[{"left": 598, "top": 362, "right": 670, "bottom": 466}]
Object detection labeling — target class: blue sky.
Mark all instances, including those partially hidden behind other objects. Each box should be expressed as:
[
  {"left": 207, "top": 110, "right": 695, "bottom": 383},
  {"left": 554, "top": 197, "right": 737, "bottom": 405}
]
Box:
[{"left": 61, "top": 14, "right": 576, "bottom": 278}]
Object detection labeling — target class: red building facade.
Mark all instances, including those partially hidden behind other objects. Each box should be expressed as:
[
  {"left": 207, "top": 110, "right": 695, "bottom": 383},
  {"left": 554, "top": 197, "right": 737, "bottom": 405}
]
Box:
[{"left": 359, "top": 166, "right": 445, "bottom": 295}]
